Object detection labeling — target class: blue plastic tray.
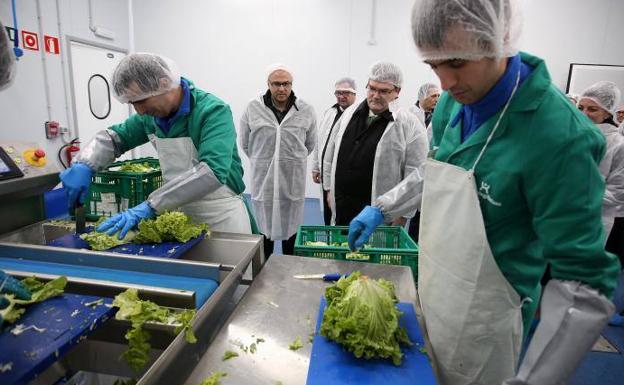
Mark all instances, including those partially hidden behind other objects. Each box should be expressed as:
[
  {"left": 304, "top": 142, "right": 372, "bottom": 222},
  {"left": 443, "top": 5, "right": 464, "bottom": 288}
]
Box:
[
  {"left": 0, "top": 294, "right": 115, "bottom": 385},
  {"left": 306, "top": 297, "right": 436, "bottom": 385},
  {"left": 46, "top": 227, "right": 206, "bottom": 259}
]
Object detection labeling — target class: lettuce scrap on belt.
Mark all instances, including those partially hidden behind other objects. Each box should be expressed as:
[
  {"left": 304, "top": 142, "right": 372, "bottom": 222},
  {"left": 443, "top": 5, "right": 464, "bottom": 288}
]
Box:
[
  {"left": 112, "top": 288, "right": 197, "bottom": 372},
  {"left": 320, "top": 271, "right": 412, "bottom": 365}
]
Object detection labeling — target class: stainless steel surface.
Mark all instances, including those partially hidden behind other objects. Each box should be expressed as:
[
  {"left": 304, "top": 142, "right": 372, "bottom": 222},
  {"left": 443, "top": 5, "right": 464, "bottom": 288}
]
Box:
[
  {"left": 182, "top": 254, "right": 418, "bottom": 385},
  {"left": 0, "top": 221, "right": 265, "bottom": 384},
  {"left": 0, "top": 142, "right": 60, "bottom": 235},
  {"left": 75, "top": 205, "right": 86, "bottom": 233}
]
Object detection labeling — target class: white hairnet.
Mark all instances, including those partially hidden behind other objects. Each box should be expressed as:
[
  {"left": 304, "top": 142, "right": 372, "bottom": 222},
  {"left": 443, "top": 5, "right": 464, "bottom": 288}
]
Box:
[
  {"left": 112, "top": 52, "right": 181, "bottom": 103},
  {"left": 335, "top": 77, "right": 357, "bottom": 93},
  {"left": 580, "top": 81, "right": 622, "bottom": 116},
  {"left": 369, "top": 61, "right": 403, "bottom": 88},
  {"left": 0, "top": 20, "right": 16, "bottom": 91},
  {"left": 418, "top": 83, "right": 440, "bottom": 101},
  {"left": 411, "top": 0, "right": 522, "bottom": 60},
  {"left": 266, "top": 63, "right": 293, "bottom": 80}
]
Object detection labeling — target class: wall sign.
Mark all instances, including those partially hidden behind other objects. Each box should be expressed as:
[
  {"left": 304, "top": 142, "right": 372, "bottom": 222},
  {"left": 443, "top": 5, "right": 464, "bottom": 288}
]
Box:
[
  {"left": 44, "top": 35, "right": 60, "bottom": 54},
  {"left": 21, "top": 30, "right": 39, "bottom": 51}
]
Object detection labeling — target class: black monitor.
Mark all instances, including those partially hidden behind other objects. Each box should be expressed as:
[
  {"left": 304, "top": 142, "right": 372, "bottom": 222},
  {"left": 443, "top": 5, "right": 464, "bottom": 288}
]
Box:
[{"left": 0, "top": 146, "right": 24, "bottom": 181}]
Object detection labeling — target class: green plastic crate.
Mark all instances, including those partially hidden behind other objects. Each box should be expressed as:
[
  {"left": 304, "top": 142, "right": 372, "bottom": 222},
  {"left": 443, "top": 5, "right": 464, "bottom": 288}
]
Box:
[
  {"left": 84, "top": 157, "right": 163, "bottom": 220},
  {"left": 294, "top": 225, "right": 418, "bottom": 280}
]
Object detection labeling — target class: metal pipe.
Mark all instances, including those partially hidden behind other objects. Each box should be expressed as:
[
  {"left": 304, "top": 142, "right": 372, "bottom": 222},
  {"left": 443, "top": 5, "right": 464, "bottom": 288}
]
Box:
[
  {"left": 55, "top": 0, "right": 74, "bottom": 143},
  {"left": 35, "top": 0, "right": 53, "bottom": 121},
  {"left": 368, "top": 0, "right": 378, "bottom": 46},
  {"left": 88, "top": 0, "right": 97, "bottom": 33}
]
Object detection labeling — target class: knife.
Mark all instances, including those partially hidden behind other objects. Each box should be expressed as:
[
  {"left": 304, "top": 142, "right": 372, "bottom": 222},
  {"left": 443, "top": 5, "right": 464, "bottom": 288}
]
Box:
[
  {"left": 75, "top": 203, "right": 86, "bottom": 234},
  {"left": 293, "top": 273, "right": 348, "bottom": 282}
]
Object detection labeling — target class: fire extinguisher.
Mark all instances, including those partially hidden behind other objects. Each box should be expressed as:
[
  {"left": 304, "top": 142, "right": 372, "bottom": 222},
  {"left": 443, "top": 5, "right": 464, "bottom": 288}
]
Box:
[{"left": 58, "top": 138, "right": 80, "bottom": 169}]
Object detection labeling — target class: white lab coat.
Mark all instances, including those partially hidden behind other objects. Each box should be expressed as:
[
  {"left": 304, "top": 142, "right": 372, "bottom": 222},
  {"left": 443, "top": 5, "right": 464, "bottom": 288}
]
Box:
[
  {"left": 240, "top": 95, "right": 317, "bottom": 240},
  {"left": 597, "top": 122, "right": 624, "bottom": 236},
  {"left": 311, "top": 105, "right": 343, "bottom": 191},
  {"left": 324, "top": 101, "right": 429, "bottom": 224},
  {"left": 408, "top": 103, "right": 433, "bottom": 142}
]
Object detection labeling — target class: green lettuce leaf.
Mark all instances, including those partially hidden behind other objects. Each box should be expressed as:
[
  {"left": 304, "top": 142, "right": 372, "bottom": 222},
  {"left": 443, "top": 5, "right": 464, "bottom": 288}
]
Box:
[
  {"left": 320, "top": 272, "right": 412, "bottom": 365},
  {"left": 0, "top": 276, "right": 67, "bottom": 324},
  {"left": 112, "top": 288, "right": 197, "bottom": 371},
  {"left": 80, "top": 230, "right": 135, "bottom": 251},
  {"left": 134, "top": 211, "right": 209, "bottom": 244}
]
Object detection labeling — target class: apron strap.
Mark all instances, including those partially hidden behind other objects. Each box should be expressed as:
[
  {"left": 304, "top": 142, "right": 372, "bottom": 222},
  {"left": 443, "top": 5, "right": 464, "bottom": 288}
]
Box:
[{"left": 470, "top": 71, "right": 521, "bottom": 172}]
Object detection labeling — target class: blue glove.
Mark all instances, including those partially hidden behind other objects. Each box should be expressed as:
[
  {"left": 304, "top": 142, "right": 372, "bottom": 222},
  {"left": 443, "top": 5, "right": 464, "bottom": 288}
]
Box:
[
  {"left": 59, "top": 163, "right": 93, "bottom": 208},
  {"left": 97, "top": 201, "right": 155, "bottom": 239},
  {"left": 348, "top": 206, "right": 384, "bottom": 251},
  {"left": 0, "top": 270, "right": 31, "bottom": 301}
]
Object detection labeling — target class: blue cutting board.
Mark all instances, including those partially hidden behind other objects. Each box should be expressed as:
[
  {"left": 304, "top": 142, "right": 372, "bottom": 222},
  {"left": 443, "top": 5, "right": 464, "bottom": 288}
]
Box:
[
  {"left": 306, "top": 298, "right": 437, "bottom": 385},
  {"left": 46, "top": 226, "right": 206, "bottom": 259},
  {"left": 0, "top": 294, "right": 115, "bottom": 385}
]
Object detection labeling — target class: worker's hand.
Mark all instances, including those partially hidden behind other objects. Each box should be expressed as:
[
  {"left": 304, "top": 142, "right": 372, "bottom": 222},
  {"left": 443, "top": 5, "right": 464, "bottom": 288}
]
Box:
[
  {"left": 59, "top": 163, "right": 93, "bottom": 209},
  {"left": 312, "top": 171, "right": 321, "bottom": 184},
  {"left": 97, "top": 201, "right": 155, "bottom": 239},
  {"left": 0, "top": 270, "right": 32, "bottom": 323},
  {"left": 348, "top": 206, "right": 384, "bottom": 251}
]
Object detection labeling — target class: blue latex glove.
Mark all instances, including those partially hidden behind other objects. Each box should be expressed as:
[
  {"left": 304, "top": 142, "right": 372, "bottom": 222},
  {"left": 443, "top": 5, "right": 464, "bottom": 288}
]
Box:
[
  {"left": 59, "top": 163, "right": 93, "bottom": 208},
  {"left": 0, "top": 270, "right": 31, "bottom": 301},
  {"left": 348, "top": 205, "right": 384, "bottom": 251},
  {"left": 97, "top": 201, "right": 155, "bottom": 239}
]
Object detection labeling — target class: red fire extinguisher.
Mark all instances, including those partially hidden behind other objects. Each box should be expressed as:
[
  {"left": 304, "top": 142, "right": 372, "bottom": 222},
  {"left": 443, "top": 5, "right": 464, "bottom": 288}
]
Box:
[{"left": 58, "top": 138, "right": 80, "bottom": 169}]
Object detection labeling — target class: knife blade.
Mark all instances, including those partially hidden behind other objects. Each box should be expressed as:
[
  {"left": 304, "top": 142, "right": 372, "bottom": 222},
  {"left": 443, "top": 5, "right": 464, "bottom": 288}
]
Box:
[
  {"left": 75, "top": 204, "right": 86, "bottom": 234},
  {"left": 293, "top": 273, "right": 346, "bottom": 281}
]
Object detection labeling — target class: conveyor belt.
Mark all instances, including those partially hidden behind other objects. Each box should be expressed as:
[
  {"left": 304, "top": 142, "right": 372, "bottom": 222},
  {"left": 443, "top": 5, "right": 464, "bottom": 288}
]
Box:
[
  {"left": 0, "top": 294, "right": 115, "bottom": 385},
  {"left": 0, "top": 258, "right": 217, "bottom": 308}
]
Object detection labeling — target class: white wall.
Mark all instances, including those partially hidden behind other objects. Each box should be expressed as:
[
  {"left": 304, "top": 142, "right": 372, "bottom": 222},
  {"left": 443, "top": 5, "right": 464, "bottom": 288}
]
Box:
[
  {"left": 0, "top": 0, "right": 131, "bottom": 169},
  {"left": 132, "top": 0, "right": 624, "bottom": 199}
]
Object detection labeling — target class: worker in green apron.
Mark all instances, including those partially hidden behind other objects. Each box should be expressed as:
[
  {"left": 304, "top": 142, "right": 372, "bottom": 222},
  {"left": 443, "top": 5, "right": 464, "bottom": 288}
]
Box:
[
  {"left": 60, "top": 53, "right": 257, "bottom": 238},
  {"left": 348, "top": 1, "right": 620, "bottom": 384}
]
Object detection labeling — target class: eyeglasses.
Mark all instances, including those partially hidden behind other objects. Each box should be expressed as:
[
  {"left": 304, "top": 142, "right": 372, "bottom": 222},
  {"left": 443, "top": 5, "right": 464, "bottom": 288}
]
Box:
[
  {"left": 366, "top": 85, "right": 396, "bottom": 96},
  {"left": 334, "top": 91, "right": 354, "bottom": 97},
  {"left": 270, "top": 81, "right": 292, "bottom": 88}
]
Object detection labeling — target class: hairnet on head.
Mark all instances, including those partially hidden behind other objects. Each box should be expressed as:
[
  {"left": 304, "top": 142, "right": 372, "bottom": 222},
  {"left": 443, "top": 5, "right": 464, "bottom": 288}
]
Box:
[
  {"left": 418, "top": 83, "right": 440, "bottom": 101},
  {"left": 335, "top": 77, "right": 357, "bottom": 93},
  {"left": 411, "top": 0, "right": 522, "bottom": 61},
  {"left": 580, "top": 81, "right": 622, "bottom": 116},
  {"left": 369, "top": 61, "right": 403, "bottom": 88},
  {"left": 0, "top": 20, "right": 16, "bottom": 91},
  {"left": 112, "top": 53, "right": 180, "bottom": 103},
  {"left": 266, "top": 63, "right": 293, "bottom": 80}
]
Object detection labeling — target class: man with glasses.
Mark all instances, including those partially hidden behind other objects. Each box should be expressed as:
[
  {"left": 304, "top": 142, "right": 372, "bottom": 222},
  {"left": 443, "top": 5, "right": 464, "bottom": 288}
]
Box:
[
  {"left": 240, "top": 64, "right": 316, "bottom": 258},
  {"left": 311, "top": 77, "right": 357, "bottom": 225},
  {"left": 323, "top": 61, "right": 428, "bottom": 226}
]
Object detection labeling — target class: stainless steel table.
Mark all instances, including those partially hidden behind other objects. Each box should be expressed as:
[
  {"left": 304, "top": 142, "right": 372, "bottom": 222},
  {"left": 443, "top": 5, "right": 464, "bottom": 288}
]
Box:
[{"left": 183, "top": 254, "right": 419, "bottom": 385}]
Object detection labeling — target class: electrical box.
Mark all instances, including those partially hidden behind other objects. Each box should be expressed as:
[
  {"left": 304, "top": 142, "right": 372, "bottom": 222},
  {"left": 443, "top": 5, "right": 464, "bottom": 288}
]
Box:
[{"left": 45, "top": 121, "right": 59, "bottom": 139}]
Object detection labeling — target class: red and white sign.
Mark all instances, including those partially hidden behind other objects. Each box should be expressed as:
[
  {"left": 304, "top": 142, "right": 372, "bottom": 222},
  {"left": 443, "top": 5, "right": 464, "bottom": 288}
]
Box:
[
  {"left": 22, "top": 30, "right": 39, "bottom": 51},
  {"left": 44, "top": 35, "right": 60, "bottom": 54}
]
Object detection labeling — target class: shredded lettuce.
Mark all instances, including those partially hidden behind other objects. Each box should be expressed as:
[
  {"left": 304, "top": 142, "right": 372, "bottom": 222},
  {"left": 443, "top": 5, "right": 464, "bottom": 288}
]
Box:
[
  {"left": 320, "top": 271, "right": 412, "bottom": 365},
  {"left": 80, "top": 230, "right": 135, "bottom": 251},
  {"left": 199, "top": 372, "right": 227, "bottom": 385},
  {"left": 112, "top": 288, "right": 197, "bottom": 372},
  {"left": 118, "top": 162, "right": 159, "bottom": 173},
  {"left": 0, "top": 276, "right": 67, "bottom": 324}
]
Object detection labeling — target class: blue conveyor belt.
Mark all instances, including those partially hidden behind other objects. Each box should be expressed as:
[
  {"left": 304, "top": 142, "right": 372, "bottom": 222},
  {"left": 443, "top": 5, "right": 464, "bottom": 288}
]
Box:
[{"left": 0, "top": 258, "right": 217, "bottom": 308}]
